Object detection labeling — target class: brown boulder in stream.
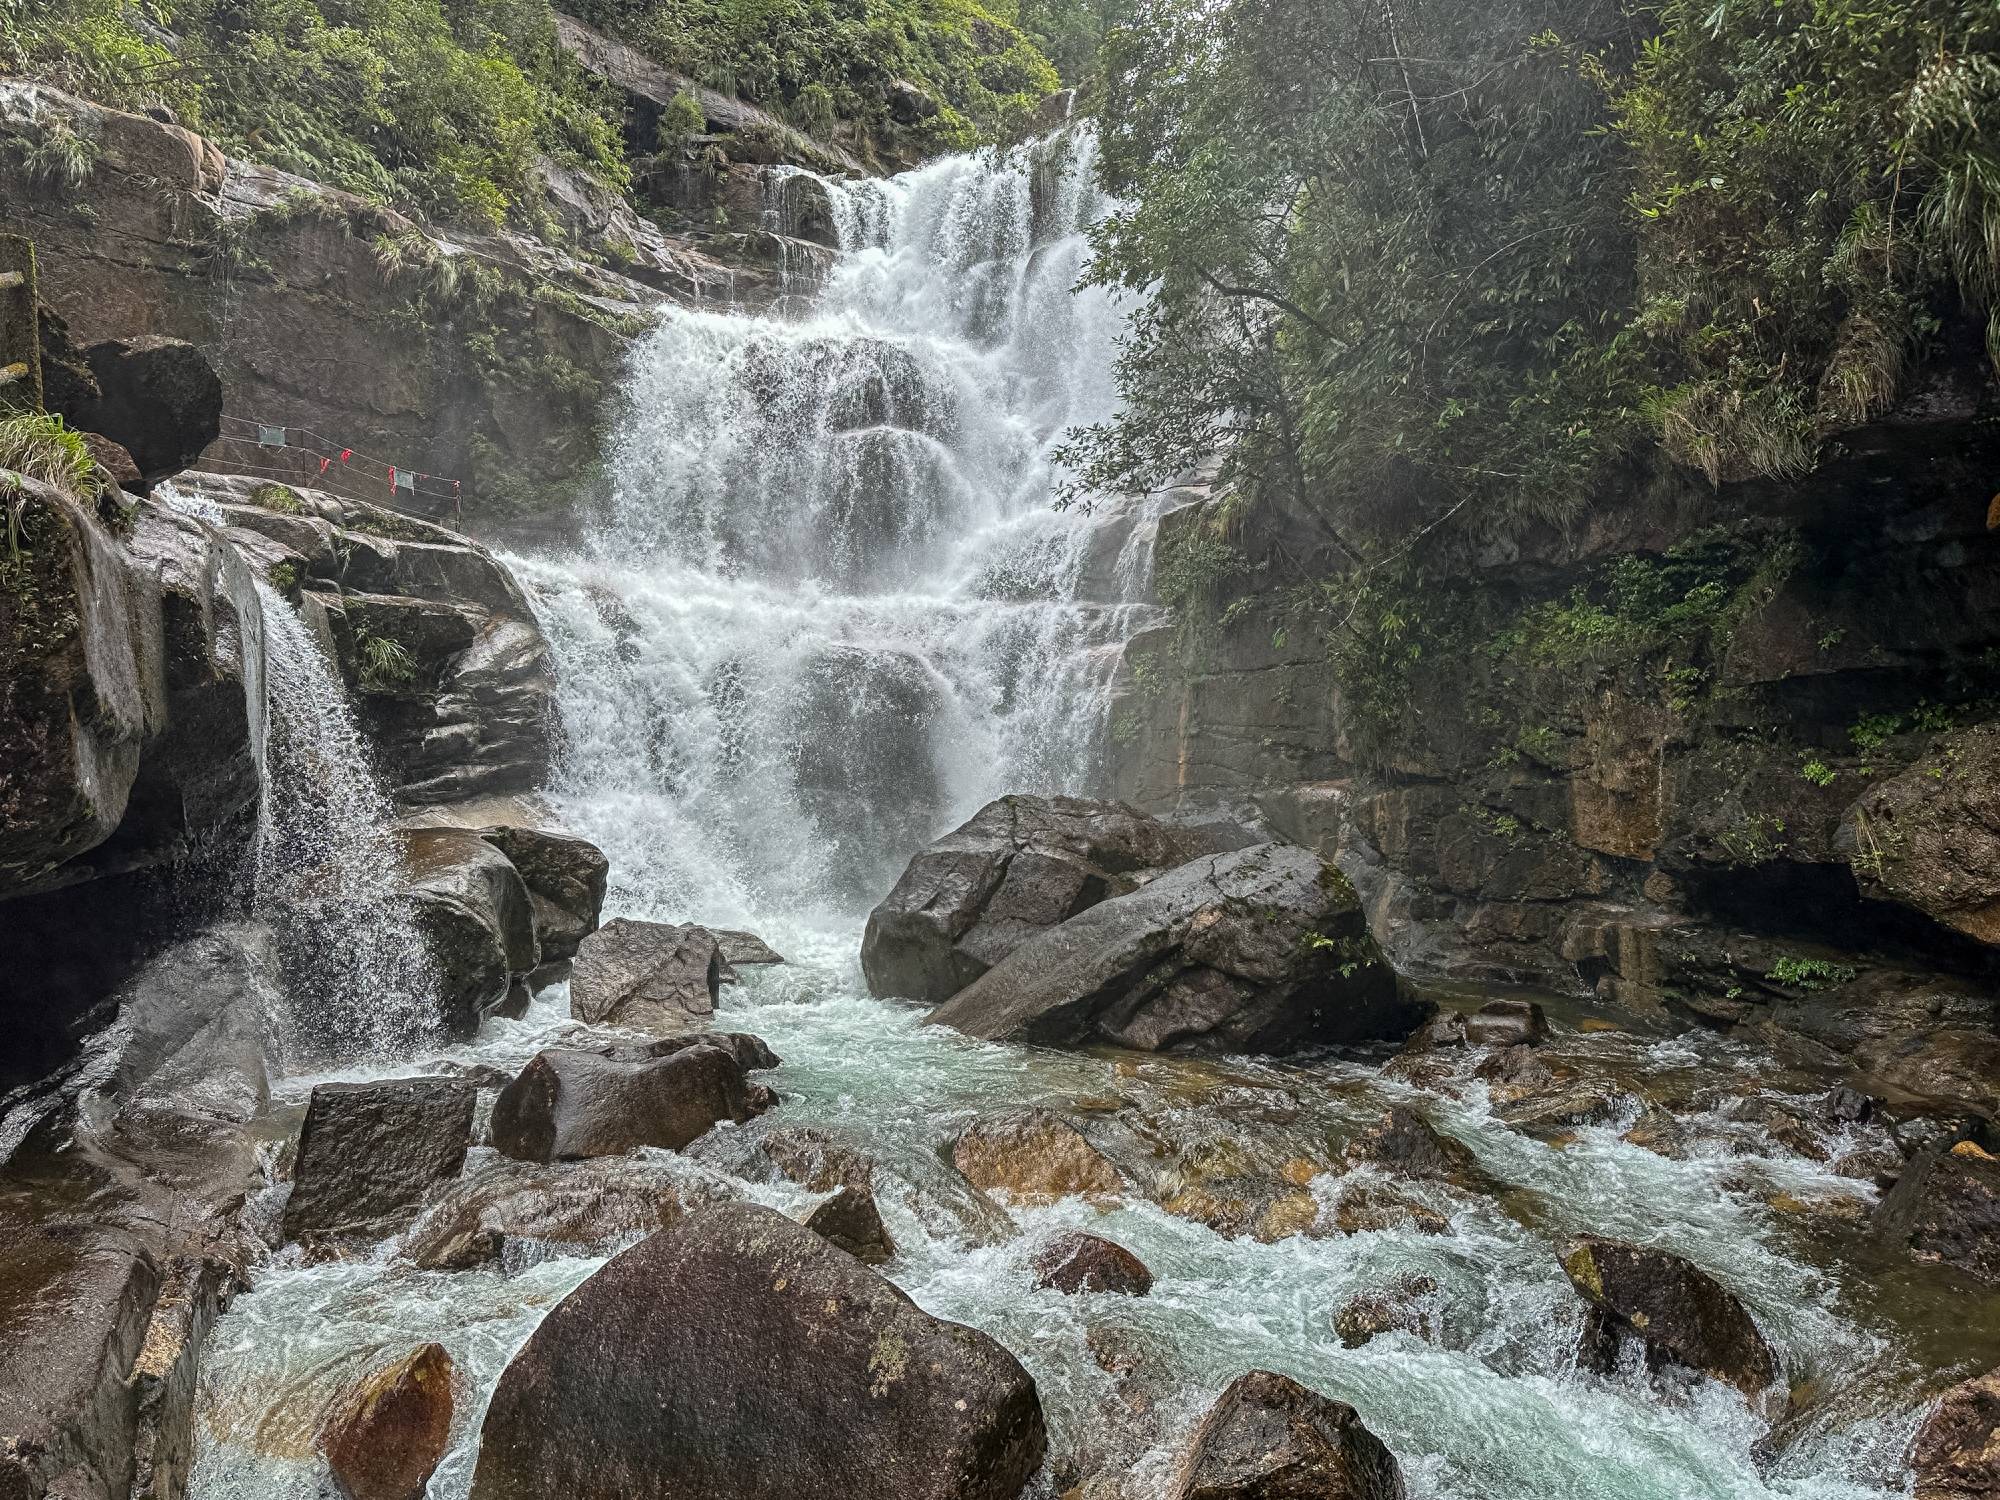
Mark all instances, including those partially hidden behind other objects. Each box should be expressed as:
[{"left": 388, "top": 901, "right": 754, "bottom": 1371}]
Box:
[
  {"left": 319, "top": 1343, "right": 455, "bottom": 1500},
  {"left": 283, "top": 1079, "right": 474, "bottom": 1245},
  {"left": 1033, "top": 1232, "right": 1153, "bottom": 1296},
  {"left": 1872, "top": 1136, "right": 2000, "bottom": 1283},
  {"left": 928, "top": 843, "right": 1425, "bottom": 1055},
  {"left": 569, "top": 917, "right": 720, "bottom": 1033},
  {"left": 1560, "top": 1236, "right": 1777, "bottom": 1399},
  {"left": 490, "top": 1044, "right": 770, "bottom": 1163},
  {"left": 1170, "top": 1370, "right": 1404, "bottom": 1500},
  {"left": 952, "top": 1109, "right": 1124, "bottom": 1204},
  {"left": 803, "top": 1185, "right": 897, "bottom": 1265},
  {"left": 861, "top": 794, "right": 1209, "bottom": 1005},
  {"left": 1910, "top": 1364, "right": 2000, "bottom": 1500},
  {"left": 467, "top": 1203, "right": 1046, "bottom": 1500}
]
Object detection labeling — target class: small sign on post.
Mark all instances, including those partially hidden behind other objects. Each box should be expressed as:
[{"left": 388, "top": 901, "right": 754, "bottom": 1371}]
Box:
[{"left": 0, "top": 235, "right": 40, "bottom": 411}]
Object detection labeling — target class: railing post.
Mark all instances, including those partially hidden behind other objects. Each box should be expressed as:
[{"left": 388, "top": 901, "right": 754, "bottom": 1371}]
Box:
[{"left": 0, "top": 235, "right": 41, "bottom": 411}]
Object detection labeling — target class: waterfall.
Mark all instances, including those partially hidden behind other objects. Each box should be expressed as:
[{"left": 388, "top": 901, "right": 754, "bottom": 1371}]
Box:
[
  {"left": 515, "top": 128, "right": 1163, "bottom": 931},
  {"left": 253, "top": 582, "right": 437, "bottom": 1060}
]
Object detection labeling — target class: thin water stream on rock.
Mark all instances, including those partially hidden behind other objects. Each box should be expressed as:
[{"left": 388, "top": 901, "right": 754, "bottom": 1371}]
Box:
[{"left": 185, "top": 135, "right": 1974, "bottom": 1499}]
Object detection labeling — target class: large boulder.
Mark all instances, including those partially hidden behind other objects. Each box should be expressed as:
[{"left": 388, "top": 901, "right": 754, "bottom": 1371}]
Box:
[
  {"left": 1559, "top": 1236, "right": 1777, "bottom": 1400},
  {"left": 862, "top": 794, "right": 1211, "bottom": 1005},
  {"left": 395, "top": 828, "right": 540, "bottom": 1035},
  {"left": 1911, "top": 1365, "right": 2000, "bottom": 1500},
  {"left": 927, "top": 843, "right": 1426, "bottom": 1054},
  {"left": 1032, "top": 1232, "right": 1153, "bottom": 1296},
  {"left": 466, "top": 1203, "right": 1047, "bottom": 1500},
  {"left": 1873, "top": 1136, "right": 2000, "bottom": 1283},
  {"left": 68, "top": 335, "right": 221, "bottom": 482},
  {"left": 319, "top": 1343, "right": 455, "bottom": 1500},
  {"left": 490, "top": 1045, "right": 770, "bottom": 1163},
  {"left": 400, "top": 1155, "right": 726, "bottom": 1268},
  {"left": 1170, "top": 1370, "right": 1403, "bottom": 1500},
  {"left": 282, "top": 1079, "right": 475, "bottom": 1246},
  {"left": 480, "top": 824, "right": 608, "bottom": 962},
  {"left": 570, "top": 917, "right": 720, "bottom": 1033}
]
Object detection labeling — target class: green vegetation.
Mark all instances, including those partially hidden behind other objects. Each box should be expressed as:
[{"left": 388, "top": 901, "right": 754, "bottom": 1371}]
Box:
[
  {"left": 567, "top": 0, "right": 1057, "bottom": 151},
  {"left": 0, "top": 412, "right": 106, "bottom": 501},
  {"left": 1764, "top": 955, "right": 1858, "bottom": 991},
  {"left": 355, "top": 627, "right": 416, "bottom": 689},
  {"left": 1070, "top": 0, "right": 2000, "bottom": 554}
]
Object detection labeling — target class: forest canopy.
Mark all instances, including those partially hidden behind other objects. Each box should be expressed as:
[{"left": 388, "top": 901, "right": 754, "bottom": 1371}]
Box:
[{"left": 1064, "top": 0, "right": 2000, "bottom": 547}]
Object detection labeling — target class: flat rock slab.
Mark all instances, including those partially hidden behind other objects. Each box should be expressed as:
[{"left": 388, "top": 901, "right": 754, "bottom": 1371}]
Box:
[
  {"left": 467, "top": 1203, "right": 1046, "bottom": 1500},
  {"left": 283, "top": 1078, "right": 474, "bottom": 1245},
  {"left": 570, "top": 918, "right": 721, "bottom": 1033}
]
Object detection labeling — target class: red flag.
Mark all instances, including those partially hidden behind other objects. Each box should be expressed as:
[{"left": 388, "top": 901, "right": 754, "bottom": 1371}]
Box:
[
  {"left": 339, "top": 449, "right": 353, "bottom": 464},
  {"left": 317, "top": 457, "right": 331, "bottom": 476},
  {"left": 388, "top": 466, "right": 396, "bottom": 491}
]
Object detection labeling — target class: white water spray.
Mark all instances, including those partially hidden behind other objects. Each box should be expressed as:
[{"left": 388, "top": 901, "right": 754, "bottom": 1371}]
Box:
[
  {"left": 515, "top": 129, "right": 1161, "bottom": 927},
  {"left": 253, "top": 581, "right": 437, "bottom": 1060}
]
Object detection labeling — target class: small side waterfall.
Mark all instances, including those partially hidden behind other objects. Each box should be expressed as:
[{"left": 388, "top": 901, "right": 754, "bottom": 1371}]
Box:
[
  {"left": 516, "top": 128, "right": 1164, "bottom": 932},
  {"left": 253, "top": 582, "right": 437, "bottom": 1060}
]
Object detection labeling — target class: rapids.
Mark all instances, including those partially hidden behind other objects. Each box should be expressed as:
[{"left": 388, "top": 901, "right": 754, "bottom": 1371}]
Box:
[{"left": 184, "top": 133, "right": 1969, "bottom": 1500}]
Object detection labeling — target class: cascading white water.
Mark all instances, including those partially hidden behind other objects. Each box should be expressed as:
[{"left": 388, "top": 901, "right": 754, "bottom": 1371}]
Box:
[
  {"left": 513, "top": 128, "right": 1159, "bottom": 927},
  {"left": 186, "top": 135, "right": 1944, "bottom": 1500},
  {"left": 253, "top": 581, "right": 437, "bottom": 1060}
]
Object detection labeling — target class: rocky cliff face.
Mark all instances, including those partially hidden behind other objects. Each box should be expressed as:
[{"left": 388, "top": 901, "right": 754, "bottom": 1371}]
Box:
[
  {"left": 0, "top": 79, "right": 846, "bottom": 546},
  {"left": 1109, "top": 374, "right": 2000, "bottom": 1118}
]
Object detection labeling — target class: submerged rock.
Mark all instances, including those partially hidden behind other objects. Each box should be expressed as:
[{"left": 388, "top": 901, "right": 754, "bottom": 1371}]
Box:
[
  {"left": 1342, "top": 1107, "right": 1479, "bottom": 1185},
  {"left": 1335, "top": 1276, "right": 1441, "bottom": 1349},
  {"left": 319, "top": 1343, "right": 454, "bottom": 1500},
  {"left": 1032, "top": 1232, "right": 1153, "bottom": 1296},
  {"left": 467, "top": 1204, "right": 1046, "bottom": 1500},
  {"left": 1910, "top": 1364, "right": 2000, "bottom": 1500},
  {"left": 928, "top": 843, "right": 1425, "bottom": 1055},
  {"left": 803, "top": 1185, "right": 897, "bottom": 1265},
  {"left": 490, "top": 1044, "right": 770, "bottom": 1163},
  {"left": 1560, "top": 1236, "right": 1777, "bottom": 1400},
  {"left": 861, "top": 794, "right": 1207, "bottom": 1004},
  {"left": 569, "top": 917, "right": 720, "bottom": 1033},
  {"left": 283, "top": 1079, "right": 474, "bottom": 1246},
  {"left": 951, "top": 1109, "right": 1124, "bottom": 1204},
  {"left": 400, "top": 1156, "right": 726, "bottom": 1267},
  {"left": 1171, "top": 1370, "right": 1404, "bottom": 1500}
]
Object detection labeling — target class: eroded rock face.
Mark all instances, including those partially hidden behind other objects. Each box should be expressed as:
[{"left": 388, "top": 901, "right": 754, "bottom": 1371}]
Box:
[
  {"left": 862, "top": 794, "right": 1209, "bottom": 1004},
  {"left": 467, "top": 1204, "right": 1046, "bottom": 1500},
  {"left": 1560, "top": 1236, "right": 1777, "bottom": 1399},
  {"left": 394, "top": 828, "right": 539, "bottom": 1036},
  {"left": 570, "top": 918, "right": 721, "bottom": 1033},
  {"left": 1910, "top": 1365, "right": 2000, "bottom": 1500},
  {"left": 1843, "top": 725, "right": 2000, "bottom": 947},
  {"left": 1873, "top": 1137, "right": 2000, "bottom": 1284},
  {"left": 319, "top": 1343, "right": 455, "bottom": 1500},
  {"left": 479, "top": 824, "right": 608, "bottom": 963},
  {"left": 282, "top": 1079, "right": 474, "bottom": 1246},
  {"left": 490, "top": 1045, "right": 770, "bottom": 1163},
  {"left": 1171, "top": 1370, "right": 1404, "bottom": 1500},
  {"left": 1032, "top": 1232, "right": 1153, "bottom": 1296},
  {"left": 928, "top": 843, "right": 1425, "bottom": 1054},
  {"left": 69, "top": 335, "right": 222, "bottom": 482},
  {"left": 952, "top": 1109, "right": 1124, "bottom": 1204}
]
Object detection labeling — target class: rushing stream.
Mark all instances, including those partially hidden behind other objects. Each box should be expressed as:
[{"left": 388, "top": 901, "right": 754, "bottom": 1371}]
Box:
[{"left": 184, "top": 134, "right": 1966, "bottom": 1499}]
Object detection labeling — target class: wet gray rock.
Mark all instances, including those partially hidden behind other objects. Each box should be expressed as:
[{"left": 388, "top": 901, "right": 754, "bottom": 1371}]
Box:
[
  {"left": 1464, "top": 998, "right": 1547, "bottom": 1047},
  {"left": 478, "top": 824, "right": 608, "bottom": 962},
  {"left": 1171, "top": 1370, "right": 1404, "bottom": 1500},
  {"left": 714, "top": 927, "right": 786, "bottom": 969},
  {"left": 401, "top": 1156, "right": 728, "bottom": 1267},
  {"left": 862, "top": 794, "right": 1207, "bottom": 1005},
  {"left": 283, "top": 1079, "right": 474, "bottom": 1245},
  {"left": 802, "top": 1185, "right": 897, "bottom": 1265},
  {"left": 569, "top": 918, "right": 720, "bottom": 1034},
  {"left": 1032, "top": 1232, "right": 1153, "bottom": 1296},
  {"left": 396, "top": 828, "right": 540, "bottom": 1035},
  {"left": 594, "top": 1030, "right": 781, "bottom": 1074},
  {"left": 490, "top": 1045, "right": 770, "bottom": 1163},
  {"left": 467, "top": 1203, "right": 1046, "bottom": 1500},
  {"left": 928, "top": 843, "right": 1425, "bottom": 1055},
  {"left": 1560, "top": 1236, "right": 1777, "bottom": 1400},
  {"left": 1342, "top": 1107, "right": 1479, "bottom": 1185}
]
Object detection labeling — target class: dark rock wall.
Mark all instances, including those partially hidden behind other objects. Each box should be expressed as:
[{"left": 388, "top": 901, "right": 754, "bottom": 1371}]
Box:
[{"left": 1109, "top": 386, "right": 2000, "bottom": 1095}]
